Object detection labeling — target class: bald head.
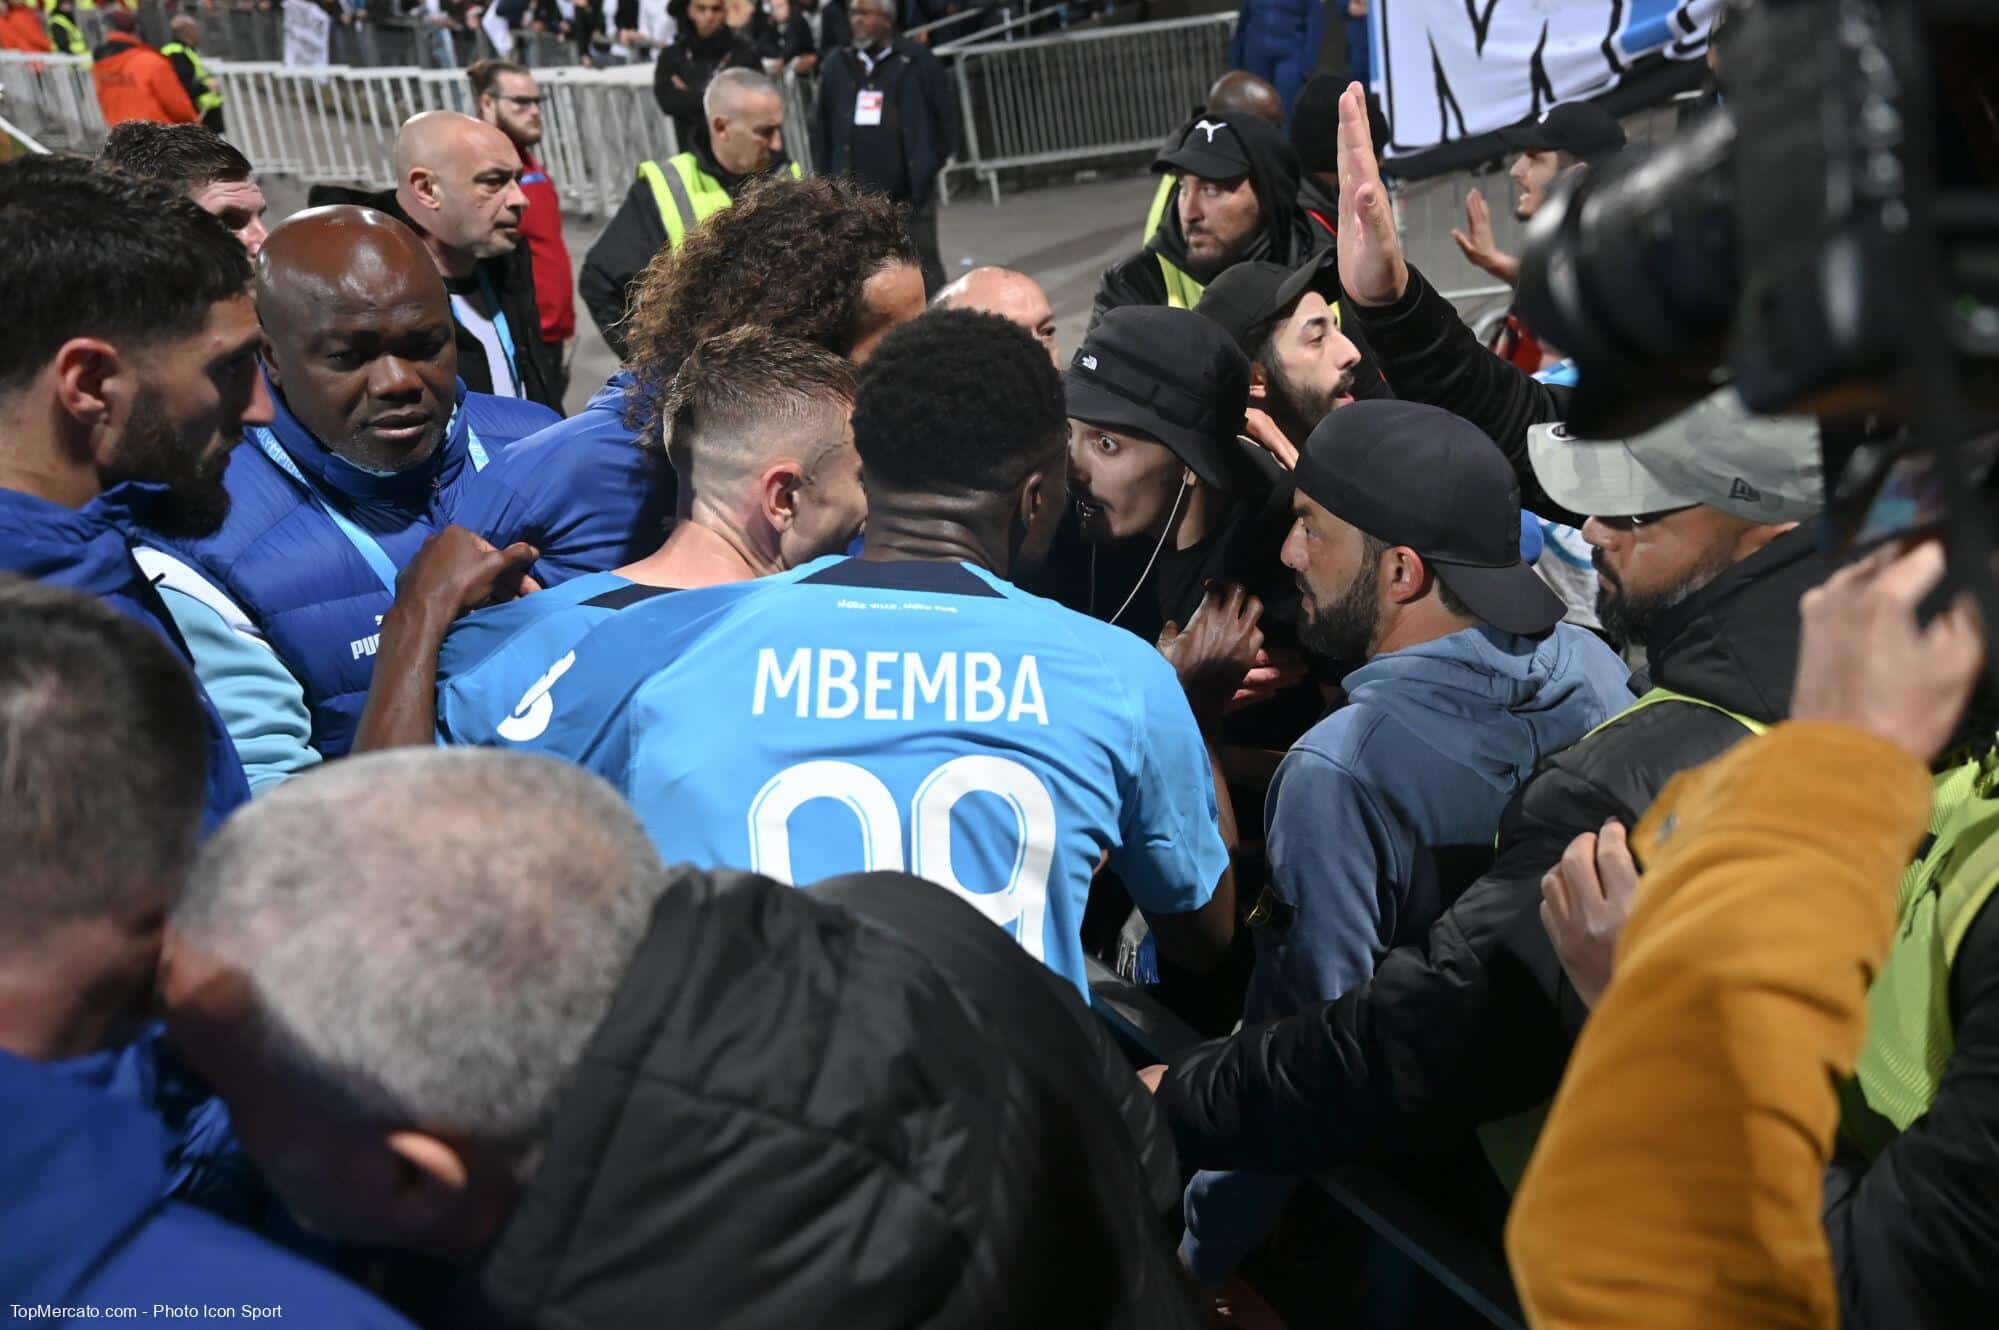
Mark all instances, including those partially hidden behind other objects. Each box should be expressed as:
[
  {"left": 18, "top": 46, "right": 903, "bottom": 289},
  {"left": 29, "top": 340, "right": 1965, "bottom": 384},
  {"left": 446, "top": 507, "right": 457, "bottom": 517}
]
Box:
[
  {"left": 257, "top": 205, "right": 446, "bottom": 332},
  {"left": 393, "top": 110, "right": 510, "bottom": 180},
  {"left": 256, "top": 207, "right": 459, "bottom": 471},
  {"left": 169, "top": 14, "right": 199, "bottom": 43},
  {"left": 1207, "top": 71, "right": 1285, "bottom": 126},
  {"left": 392, "top": 111, "right": 528, "bottom": 274},
  {"left": 934, "top": 267, "right": 1058, "bottom": 361}
]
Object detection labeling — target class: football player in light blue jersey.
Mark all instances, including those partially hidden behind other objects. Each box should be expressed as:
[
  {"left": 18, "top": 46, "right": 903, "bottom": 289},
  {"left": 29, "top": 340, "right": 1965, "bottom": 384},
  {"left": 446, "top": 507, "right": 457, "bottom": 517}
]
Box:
[
  {"left": 441, "top": 311, "right": 1254, "bottom": 997},
  {"left": 438, "top": 330, "right": 868, "bottom": 741}
]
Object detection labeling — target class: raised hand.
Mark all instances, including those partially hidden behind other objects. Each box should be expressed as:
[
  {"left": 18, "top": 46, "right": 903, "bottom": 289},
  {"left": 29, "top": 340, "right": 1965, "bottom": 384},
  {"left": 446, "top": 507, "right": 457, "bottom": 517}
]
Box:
[
  {"left": 1336, "top": 80, "right": 1407, "bottom": 307},
  {"left": 1449, "top": 186, "right": 1520, "bottom": 285}
]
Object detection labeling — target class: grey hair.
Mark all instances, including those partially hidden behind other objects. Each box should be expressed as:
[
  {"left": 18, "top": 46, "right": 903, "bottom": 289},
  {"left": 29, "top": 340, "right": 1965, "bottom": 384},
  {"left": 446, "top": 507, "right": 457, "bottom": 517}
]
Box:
[
  {"left": 704, "top": 67, "right": 780, "bottom": 123},
  {"left": 172, "top": 748, "right": 666, "bottom": 1152}
]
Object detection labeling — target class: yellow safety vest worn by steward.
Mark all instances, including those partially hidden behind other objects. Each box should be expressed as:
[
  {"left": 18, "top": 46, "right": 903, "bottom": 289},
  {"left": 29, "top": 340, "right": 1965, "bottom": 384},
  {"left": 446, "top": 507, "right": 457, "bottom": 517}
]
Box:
[
  {"left": 1144, "top": 175, "right": 1205, "bottom": 307},
  {"left": 45, "top": 7, "right": 84, "bottom": 55},
  {"left": 636, "top": 153, "right": 803, "bottom": 250},
  {"left": 1142, "top": 172, "right": 1175, "bottom": 243},
  {"left": 1155, "top": 254, "right": 1204, "bottom": 310},
  {"left": 1478, "top": 684, "right": 1770, "bottom": 1189},
  {"left": 159, "top": 40, "right": 221, "bottom": 112},
  {"left": 1841, "top": 747, "right": 1999, "bottom": 1155}
]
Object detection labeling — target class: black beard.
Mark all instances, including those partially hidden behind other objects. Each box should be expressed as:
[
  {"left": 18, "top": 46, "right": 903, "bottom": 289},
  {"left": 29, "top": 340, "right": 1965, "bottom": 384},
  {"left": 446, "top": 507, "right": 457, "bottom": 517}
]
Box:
[
  {"left": 105, "top": 387, "right": 234, "bottom": 539},
  {"left": 1264, "top": 358, "right": 1352, "bottom": 444},
  {"left": 1593, "top": 551, "right": 1732, "bottom": 650},
  {"left": 1298, "top": 558, "right": 1380, "bottom": 664}
]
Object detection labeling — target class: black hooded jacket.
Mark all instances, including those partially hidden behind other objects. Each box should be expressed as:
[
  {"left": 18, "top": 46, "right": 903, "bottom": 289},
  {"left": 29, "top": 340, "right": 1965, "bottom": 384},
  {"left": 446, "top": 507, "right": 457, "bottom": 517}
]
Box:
[
  {"left": 1154, "top": 521, "right": 1830, "bottom": 1175},
  {"left": 304, "top": 184, "right": 564, "bottom": 412},
  {"left": 1091, "top": 112, "right": 1330, "bottom": 328},
  {"left": 652, "top": 27, "right": 761, "bottom": 147},
  {"left": 483, "top": 867, "right": 1203, "bottom": 1330}
]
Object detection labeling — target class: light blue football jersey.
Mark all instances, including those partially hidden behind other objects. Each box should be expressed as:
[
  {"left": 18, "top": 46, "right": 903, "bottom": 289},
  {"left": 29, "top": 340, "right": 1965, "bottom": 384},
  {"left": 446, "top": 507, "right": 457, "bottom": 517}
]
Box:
[
  {"left": 436, "top": 571, "right": 663, "bottom": 745},
  {"left": 438, "top": 555, "right": 1229, "bottom": 997}
]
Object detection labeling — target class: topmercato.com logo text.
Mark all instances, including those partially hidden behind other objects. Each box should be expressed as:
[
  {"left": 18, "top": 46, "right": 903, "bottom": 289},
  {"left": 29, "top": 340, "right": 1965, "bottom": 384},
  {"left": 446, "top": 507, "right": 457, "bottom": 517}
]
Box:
[{"left": 11, "top": 1306, "right": 286, "bottom": 1321}]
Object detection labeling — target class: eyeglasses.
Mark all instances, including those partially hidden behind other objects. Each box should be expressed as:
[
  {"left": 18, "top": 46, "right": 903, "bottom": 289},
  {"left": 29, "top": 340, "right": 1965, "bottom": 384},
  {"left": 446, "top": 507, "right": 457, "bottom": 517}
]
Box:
[
  {"left": 1597, "top": 504, "right": 1697, "bottom": 532},
  {"left": 495, "top": 94, "right": 543, "bottom": 108}
]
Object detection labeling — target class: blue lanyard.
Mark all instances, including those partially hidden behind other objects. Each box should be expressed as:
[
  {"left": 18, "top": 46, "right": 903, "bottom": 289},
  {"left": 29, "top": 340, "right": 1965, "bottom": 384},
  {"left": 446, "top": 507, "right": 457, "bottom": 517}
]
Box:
[
  {"left": 252, "top": 423, "right": 489, "bottom": 596},
  {"left": 476, "top": 270, "right": 523, "bottom": 397}
]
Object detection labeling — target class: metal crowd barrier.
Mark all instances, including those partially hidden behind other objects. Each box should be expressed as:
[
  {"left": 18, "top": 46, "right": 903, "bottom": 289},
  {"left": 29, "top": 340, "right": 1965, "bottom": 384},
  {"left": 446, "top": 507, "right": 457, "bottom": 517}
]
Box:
[
  {"left": 1, "top": 42, "right": 823, "bottom": 220},
  {"left": 0, "top": 51, "right": 105, "bottom": 153},
  {"left": 214, "top": 59, "right": 681, "bottom": 216},
  {"left": 944, "top": 11, "right": 1233, "bottom": 203}
]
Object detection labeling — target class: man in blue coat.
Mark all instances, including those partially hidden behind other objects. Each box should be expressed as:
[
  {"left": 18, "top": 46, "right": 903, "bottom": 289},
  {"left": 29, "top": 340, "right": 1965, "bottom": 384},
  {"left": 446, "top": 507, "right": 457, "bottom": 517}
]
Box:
[
  {"left": 0, "top": 580, "right": 411, "bottom": 1327},
  {"left": 0, "top": 155, "right": 265, "bottom": 834},
  {"left": 158, "top": 206, "right": 558, "bottom": 762}
]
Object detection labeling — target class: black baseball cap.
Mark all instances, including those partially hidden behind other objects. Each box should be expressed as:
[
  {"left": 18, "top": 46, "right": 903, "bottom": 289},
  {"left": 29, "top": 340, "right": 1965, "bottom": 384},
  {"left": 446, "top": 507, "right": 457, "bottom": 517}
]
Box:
[
  {"left": 1294, "top": 400, "right": 1563, "bottom": 635},
  {"left": 1497, "top": 102, "right": 1627, "bottom": 165},
  {"left": 1065, "top": 306, "right": 1267, "bottom": 496},
  {"left": 1154, "top": 114, "right": 1255, "bottom": 182},
  {"left": 1194, "top": 253, "right": 1330, "bottom": 357}
]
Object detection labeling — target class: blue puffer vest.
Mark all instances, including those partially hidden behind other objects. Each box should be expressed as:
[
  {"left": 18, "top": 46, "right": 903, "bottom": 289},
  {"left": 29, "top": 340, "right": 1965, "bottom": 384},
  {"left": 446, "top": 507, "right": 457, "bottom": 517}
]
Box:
[
  {"left": 160, "top": 379, "right": 558, "bottom": 758},
  {"left": 0, "top": 482, "right": 251, "bottom": 834}
]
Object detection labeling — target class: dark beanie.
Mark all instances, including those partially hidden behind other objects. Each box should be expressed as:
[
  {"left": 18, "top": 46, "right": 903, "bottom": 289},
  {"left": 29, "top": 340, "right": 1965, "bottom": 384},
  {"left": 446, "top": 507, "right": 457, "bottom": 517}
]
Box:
[{"left": 1290, "top": 75, "right": 1343, "bottom": 175}]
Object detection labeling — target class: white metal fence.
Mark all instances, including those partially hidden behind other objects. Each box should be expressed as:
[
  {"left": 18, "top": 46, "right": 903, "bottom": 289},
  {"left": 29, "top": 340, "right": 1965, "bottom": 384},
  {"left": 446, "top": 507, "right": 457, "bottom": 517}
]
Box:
[
  {"left": 944, "top": 11, "right": 1233, "bottom": 204},
  {"left": 1, "top": 11, "right": 1239, "bottom": 210},
  {"left": 0, "top": 50, "right": 836, "bottom": 219}
]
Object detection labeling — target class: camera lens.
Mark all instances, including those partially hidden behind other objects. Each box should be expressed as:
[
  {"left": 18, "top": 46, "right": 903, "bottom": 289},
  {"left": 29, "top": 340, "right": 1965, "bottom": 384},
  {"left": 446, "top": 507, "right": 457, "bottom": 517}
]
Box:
[{"left": 1517, "top": 107, "right": 1742, "bottom": 438}]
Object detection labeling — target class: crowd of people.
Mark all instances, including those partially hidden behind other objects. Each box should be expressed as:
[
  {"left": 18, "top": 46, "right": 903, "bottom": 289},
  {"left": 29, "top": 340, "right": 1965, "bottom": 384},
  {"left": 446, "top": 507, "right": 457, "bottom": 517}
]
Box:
[{"left": 1, "top": 15, "right": 1995, "bottom": 1330}]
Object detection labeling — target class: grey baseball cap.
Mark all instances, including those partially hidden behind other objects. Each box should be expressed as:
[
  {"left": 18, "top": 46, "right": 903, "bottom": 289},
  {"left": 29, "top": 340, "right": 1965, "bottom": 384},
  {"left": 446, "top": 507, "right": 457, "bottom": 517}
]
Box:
[{"left": 1527, "top": 389, "right": 1824, "bottom": 523}]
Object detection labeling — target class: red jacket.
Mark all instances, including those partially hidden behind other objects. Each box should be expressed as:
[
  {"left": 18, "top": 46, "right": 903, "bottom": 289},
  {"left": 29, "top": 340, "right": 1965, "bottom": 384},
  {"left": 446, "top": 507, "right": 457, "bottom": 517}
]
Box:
[
  {"left": 92, "top": 32, "right": 199, "bottom": 126},
  {"left": 518, "top": 152, "right": 575, "bottom": 344},
  {"left": 0, "top": 4, "right": 52, "bottom": 52}
]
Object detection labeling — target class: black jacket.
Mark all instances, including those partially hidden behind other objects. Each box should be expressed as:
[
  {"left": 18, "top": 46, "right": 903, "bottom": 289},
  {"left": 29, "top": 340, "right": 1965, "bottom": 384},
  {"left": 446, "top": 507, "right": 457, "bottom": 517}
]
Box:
[
  {"left": 1092, "top": 112, "right": 1328, "bottom": 329},
  {"left": 815, "top": 38, "right": 956, "bottom": 209},
  {"left": 1295, "top": 170, "right": 1337, "bottom": 239},
  {"left": 652, "top": 28, "right": 760, "bottom": 146},
  {"left": 577, "top": 137, "right": 783, "bottom": 359},
  {"left": 1346, "top": 263, "right": 1579, "bottom": 523},
  {"left": 304, "top": 184, "right": 564, "bottom": 412},
  {"left": 730, "top": 8, "right": 783, "bottom": 60},
  {"left": 1826, "top": 827, "right": 1999, "bottom": 1328},
  {"left": 782, "top": 0, "right": 850, "bottom": 59},
  {"left": 1154, "top": 521, "right": 1829, "bottom": 1175},
  {"left": 483, "top": 867, "right": 1203, "bottom": 1330}
]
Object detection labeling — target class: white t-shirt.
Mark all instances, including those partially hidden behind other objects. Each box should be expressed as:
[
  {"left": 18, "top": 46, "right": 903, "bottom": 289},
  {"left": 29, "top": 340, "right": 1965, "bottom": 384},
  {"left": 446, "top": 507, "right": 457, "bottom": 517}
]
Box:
[{"left": 450, "top": 291, "right": 520, "bottom": 399}]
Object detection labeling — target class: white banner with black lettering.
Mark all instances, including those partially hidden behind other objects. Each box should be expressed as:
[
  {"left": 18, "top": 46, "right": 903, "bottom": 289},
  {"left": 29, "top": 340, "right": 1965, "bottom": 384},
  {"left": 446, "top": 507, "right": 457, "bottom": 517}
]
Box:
[
  {"left": 1371, "top": 0, "right": 1719, "bottom": 166},
  {"left": 281, "top": 0, "right": 332, "bottom": 67}
]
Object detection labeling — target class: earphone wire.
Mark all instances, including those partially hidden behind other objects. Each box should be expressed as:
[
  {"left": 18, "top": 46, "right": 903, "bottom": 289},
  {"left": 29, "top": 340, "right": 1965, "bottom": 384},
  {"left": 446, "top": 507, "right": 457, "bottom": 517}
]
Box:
[{"left": 1107, "top": 478, "right": 1188, "bottom": 626}]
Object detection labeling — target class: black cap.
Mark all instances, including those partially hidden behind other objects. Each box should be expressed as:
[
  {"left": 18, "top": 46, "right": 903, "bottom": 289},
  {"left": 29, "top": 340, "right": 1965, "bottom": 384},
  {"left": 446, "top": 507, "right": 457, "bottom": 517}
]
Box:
[
  {"left": 1294, "top": 400, "right": 1563, "bottom": 635},
  {"left": 1065, "top": 306, "right": 1265, "bottom": 496},
  {"left": 1194, "top": 253, "right": 1330, "bottom": 358},
  {"left": 1154, "top": 114, "right": 1254, "bottom": 182},
  {"left": 1497, "top": 102, "right": 1627, "bottom": 165}
]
